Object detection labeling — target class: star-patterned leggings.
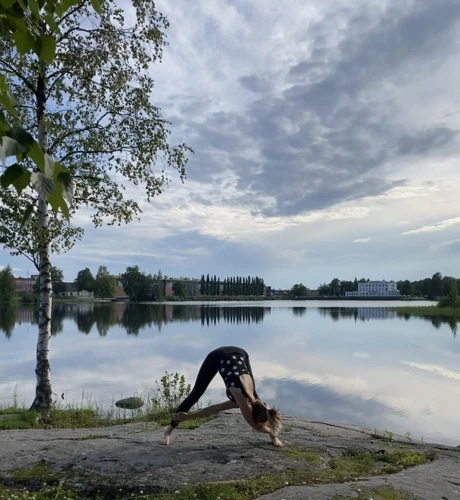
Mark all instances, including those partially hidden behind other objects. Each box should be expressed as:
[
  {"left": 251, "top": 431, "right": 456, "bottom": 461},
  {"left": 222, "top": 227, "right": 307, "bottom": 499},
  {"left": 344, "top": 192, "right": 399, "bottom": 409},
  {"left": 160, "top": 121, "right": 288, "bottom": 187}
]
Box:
[{"left": 170, "top": 346, "right": 259, "bottom": 428}]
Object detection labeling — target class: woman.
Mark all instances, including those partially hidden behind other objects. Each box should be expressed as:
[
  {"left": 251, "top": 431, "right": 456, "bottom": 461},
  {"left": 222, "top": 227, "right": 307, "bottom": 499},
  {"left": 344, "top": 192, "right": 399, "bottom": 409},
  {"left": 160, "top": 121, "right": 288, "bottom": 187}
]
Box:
[{"left": 162, "top": 346, "right": 284, "bottom": 447}]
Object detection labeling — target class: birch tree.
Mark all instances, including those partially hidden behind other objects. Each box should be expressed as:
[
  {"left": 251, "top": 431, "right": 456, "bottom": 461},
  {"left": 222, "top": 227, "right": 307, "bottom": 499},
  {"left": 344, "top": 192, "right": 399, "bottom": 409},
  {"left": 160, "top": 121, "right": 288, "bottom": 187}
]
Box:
[{"left": 0, "top": 0, "right": 191, "bottom": 412}]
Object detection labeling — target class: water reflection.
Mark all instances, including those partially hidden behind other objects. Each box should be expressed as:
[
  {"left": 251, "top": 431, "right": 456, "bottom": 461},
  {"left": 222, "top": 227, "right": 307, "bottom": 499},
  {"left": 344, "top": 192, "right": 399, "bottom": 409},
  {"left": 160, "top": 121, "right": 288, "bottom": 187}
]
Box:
[
  {"left": 1, "top": 303, "right": 458, "bottom": 338},
  {"left": 319, "top": 307, "right": 459, "bottom": 337},
  {"left": 1, "top": 301, "right": 459, "bottom": 445},
  {"left": 0, "top": 303, "right": 270, "bottom": 338},
  {"left": 0, "top": 304, "right": 17, "bottom": 339}
]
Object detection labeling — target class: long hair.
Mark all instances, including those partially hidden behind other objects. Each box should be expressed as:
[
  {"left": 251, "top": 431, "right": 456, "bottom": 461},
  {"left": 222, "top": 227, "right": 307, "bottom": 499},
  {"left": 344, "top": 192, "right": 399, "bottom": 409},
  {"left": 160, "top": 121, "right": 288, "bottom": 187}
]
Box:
[{"left": 251, "top": 400, "right": 282, "bottom": 436}]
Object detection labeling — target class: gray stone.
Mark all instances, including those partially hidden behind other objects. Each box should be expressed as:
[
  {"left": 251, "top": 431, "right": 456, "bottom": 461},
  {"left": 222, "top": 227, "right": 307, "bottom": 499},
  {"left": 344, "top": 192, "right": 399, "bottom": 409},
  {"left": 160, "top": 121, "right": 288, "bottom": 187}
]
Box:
[{"left": 0, "top": 412, "right": 458, "bottom": 500}]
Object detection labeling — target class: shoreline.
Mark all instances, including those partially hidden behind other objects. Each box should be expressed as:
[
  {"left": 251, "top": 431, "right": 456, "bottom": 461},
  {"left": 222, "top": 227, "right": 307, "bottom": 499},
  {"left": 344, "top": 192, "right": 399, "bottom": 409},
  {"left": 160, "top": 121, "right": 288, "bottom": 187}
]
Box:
[{"left": 0, "top": 412, "right": 458, "bottom": 499}]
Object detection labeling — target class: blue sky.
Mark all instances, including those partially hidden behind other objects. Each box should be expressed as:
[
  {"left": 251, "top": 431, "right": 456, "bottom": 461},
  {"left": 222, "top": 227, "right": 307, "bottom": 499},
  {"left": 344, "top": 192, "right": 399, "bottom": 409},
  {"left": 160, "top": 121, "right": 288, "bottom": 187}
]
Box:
[{"left": 2, "top": 0, "right": 460, "bottom": 289}]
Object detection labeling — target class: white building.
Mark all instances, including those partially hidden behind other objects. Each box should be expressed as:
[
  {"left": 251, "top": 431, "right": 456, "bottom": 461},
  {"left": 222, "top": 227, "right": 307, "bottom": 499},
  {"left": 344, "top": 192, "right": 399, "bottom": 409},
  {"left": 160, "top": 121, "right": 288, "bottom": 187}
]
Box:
[{"left": 345, "top": 280, "right": 400, "bottom": 297}]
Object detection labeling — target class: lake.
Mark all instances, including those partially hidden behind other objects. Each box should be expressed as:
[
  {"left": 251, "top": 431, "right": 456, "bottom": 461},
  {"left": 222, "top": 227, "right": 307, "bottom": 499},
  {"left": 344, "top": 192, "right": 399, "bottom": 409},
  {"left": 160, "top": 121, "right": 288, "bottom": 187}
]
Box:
[{"left": 1, "top": 299, "right": 459, "bottom": 446}]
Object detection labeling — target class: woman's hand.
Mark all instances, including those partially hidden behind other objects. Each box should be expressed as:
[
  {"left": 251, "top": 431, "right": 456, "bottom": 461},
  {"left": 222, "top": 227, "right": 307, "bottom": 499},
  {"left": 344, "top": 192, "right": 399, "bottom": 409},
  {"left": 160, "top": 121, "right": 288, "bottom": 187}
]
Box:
[{"left": 173, "top": 412, "right": 189, "bottom": 423}]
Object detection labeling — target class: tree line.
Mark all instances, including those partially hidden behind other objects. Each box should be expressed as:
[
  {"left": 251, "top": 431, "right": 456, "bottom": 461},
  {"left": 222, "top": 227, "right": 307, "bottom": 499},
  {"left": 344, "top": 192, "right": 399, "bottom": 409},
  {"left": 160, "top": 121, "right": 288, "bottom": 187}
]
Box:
[
  {"left": 314, "top": 273, "right": 460, "bottom": 299},
  {"left": 199, "top": 274, "right": 265, "bottom": 296}
]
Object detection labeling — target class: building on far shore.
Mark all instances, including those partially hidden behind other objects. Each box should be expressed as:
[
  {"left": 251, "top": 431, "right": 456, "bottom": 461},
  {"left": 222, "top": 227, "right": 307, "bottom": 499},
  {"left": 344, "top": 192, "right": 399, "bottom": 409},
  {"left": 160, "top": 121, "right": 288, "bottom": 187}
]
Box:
[
  {"left": 163, "top": 278, "right": 202, "bottom": 297},
  {"left": 57, "top": 283, "right": 94, "bottom": 299},
  {"left": 14, "top": 277, "right": 35, "bottom": 294},
  {"left": 345, "top": 280, "right": 400, "bottom": 297}
]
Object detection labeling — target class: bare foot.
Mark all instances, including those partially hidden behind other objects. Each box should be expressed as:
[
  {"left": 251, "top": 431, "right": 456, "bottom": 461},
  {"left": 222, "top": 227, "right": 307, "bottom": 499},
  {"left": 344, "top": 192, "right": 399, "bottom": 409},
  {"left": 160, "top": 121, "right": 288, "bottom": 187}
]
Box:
[
  {"left": 161, "top": 425, "right": 173, "bottom": 445},
  {"left": 272, "top": 437, "right": 284, "bottom": 447}
]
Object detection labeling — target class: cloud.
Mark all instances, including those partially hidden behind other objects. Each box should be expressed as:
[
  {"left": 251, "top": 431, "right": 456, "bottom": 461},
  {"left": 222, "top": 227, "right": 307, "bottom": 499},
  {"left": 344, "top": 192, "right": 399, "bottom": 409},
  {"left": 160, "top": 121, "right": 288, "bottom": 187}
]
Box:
[
  {"left": 402, "top": 361, "right": 460, "bottom": 381},
  {"left": 402, "top": 217, "right": 460, "bottom": 235},
  {"left": 3, "top": 0, "right": 460, "bottom": 287},
  {"left": 353, "top": 352, "right": 370, "bottom": 359},
  {"left": 353, "top": 238, "right": 371, "bottom": 244},
  {"left": 428, "top": 239, "right": 460, "bottom": 252}
]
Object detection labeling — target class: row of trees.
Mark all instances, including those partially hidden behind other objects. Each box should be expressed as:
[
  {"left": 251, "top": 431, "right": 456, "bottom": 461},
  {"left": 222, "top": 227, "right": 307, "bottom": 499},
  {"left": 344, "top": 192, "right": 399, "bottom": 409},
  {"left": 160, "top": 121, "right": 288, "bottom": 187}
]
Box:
[
  {"left": 74, "top": 267, "right": 117, "bottom": 299},
  {"left": 290, "top": 283, "right": 309, "bottom": 298},
  {"left": 119, "top": 266, "right": 164, "bottom": 301},
  {"left": 317, "top": 278, "right": 368, "bottom": 296},
  {"left": 199, "top": 274, "right": 265, "bottom": 296},
  {"left": 397, "top": 273, "right": 460, "bottom": 299},
  {"left": 314, "top": 273, "right": 460, "bottom": 299}
]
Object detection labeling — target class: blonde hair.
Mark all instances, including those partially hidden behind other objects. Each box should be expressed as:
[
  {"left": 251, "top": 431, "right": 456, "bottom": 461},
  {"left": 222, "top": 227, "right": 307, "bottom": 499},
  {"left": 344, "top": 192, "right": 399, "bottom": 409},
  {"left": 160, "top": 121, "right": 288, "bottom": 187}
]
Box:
[{"left": 252, "top": 401, "right": 282, "bottom": 436}]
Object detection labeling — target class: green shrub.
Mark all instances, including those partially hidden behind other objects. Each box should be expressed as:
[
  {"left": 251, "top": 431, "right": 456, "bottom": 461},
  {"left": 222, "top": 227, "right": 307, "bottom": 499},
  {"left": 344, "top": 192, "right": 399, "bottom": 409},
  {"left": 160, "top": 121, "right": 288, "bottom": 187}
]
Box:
[{"left": 21, "top": 293, "right": 39, "bottom": 304}]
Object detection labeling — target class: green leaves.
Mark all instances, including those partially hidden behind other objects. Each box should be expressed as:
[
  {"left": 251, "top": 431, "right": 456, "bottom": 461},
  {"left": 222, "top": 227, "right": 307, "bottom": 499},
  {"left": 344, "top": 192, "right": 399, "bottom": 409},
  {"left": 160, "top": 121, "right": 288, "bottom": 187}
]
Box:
[
  {"left": 39, "top": 35, "right": 57, "bottom": 64},
  {"left": 30, "top": 172, "right": 56, "bottom": 201},
  {"left": 48, "top": 183, "right": 69, "bottom": 218},
  {"left": 0, "top": 163, "right": 31, "bottom": 195},
  {"left": 0, "top": 75, "right": 17, "bottom": 118},
  {"left": 90, "top": 0, "right": 101, "bottom": 13},
  {"left": 44, "top": 153, "right": 55, "bottom": 177},
  {"left": 28, "top": 143, "right": 46, "bottom": 171},
  {"left": 13, "top": 30, "right": 35, "bottom": 55}
]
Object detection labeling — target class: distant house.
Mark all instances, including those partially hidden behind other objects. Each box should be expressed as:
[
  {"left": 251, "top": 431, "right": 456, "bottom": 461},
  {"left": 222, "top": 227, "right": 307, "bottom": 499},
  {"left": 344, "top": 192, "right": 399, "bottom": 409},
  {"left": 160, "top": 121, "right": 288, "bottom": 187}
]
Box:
[
  {"left": 163, "top": 278, "right": 202, "bottom": 297},
  {"left": 114, "top": 280, "right": 128, "bottom": 299},
  {"left": 15, "top": 277, "right": 35, "bottom": 294},
  {"left": 57, "top": 283, "right": 94, "bottom": 298},
  {"left": 345, "top": 280, "right": 400, "bottom": 297}
]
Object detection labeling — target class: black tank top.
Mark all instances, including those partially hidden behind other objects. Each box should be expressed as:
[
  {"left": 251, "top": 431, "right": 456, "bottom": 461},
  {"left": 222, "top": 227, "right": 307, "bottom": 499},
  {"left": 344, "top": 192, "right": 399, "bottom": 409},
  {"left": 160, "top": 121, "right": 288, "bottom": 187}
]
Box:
[{"left": 217, "top": 351, "right": 251, "bottom": 401}]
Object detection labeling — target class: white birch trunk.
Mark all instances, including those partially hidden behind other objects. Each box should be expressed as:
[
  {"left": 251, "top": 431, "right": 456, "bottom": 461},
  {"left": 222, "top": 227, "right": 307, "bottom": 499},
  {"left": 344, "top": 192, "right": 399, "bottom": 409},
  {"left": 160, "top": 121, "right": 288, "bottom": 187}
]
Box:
[{"left": 30, "top": 70, "right": 53, "bottom": 412}]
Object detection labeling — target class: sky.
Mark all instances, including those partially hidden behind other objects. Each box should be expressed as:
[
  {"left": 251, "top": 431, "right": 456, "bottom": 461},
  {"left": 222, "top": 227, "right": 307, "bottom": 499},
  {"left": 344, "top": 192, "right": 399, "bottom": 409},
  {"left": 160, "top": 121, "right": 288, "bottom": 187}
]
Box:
[{"left": 2, "top": 0, "right": 460, "bottom": 289}]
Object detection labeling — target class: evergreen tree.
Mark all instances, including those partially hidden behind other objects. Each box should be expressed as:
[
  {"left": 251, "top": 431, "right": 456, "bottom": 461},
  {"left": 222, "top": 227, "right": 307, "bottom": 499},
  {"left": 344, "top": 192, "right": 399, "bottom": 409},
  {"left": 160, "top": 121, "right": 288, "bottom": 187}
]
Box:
[
  {"left": 206, "top": 274, "right": 210, "bottom": 296},
  {"left": 200, "top": 274, "right": 205, "bottom": 296},
  {"left": 217, "top": 277, "right": 221, "bottom": 296},
  {"left": 213, "top": 275, "right": 217, "bottom": 295},
  {"left": 0, "top": 265, "right": 16, "bottom": 303}
]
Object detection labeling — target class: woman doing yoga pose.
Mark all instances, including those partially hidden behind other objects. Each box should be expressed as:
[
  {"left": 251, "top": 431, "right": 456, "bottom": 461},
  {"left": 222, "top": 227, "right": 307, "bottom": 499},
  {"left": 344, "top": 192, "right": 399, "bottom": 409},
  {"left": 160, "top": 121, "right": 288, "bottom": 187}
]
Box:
[{"left": 162, "top": 346, "right": 283, "bottom": 446}]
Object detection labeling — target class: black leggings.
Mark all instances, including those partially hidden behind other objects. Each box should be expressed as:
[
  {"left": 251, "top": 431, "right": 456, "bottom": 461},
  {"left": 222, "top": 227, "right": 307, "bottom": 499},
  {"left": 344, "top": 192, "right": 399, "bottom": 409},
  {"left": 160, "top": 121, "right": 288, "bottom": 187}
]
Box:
[{"left": 170, "top": 346, "right": 259, "bottom": 427}]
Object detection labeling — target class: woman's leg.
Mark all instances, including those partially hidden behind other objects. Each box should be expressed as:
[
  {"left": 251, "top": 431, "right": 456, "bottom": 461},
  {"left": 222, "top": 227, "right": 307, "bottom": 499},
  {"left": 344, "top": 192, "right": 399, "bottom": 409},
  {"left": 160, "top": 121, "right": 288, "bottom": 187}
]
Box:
[
  {"left": 169, "top": 349, "right": 220, "bottom": 428},
  {"left": 175, "top": 400, "right": 237, "bottom": 422}
]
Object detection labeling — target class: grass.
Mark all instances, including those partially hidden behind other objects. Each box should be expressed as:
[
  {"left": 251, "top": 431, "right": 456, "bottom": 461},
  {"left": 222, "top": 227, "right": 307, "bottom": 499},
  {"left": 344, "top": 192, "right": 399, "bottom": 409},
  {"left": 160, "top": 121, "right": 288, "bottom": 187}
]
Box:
[
  {"left": 8, "top": 461, "right": 62, "bottom": 484},
  {"left": 371, "top": 428, "right": 395, "bottom": 442},
  {"left": 0, "top": 449, "right": 433, "bottom": 500},
  {"left": 0, "top": 372, "right": 215, "bottom": 431},
  {"left": 392, "top": 305, "right": 460, "bottom": 317},
  {"left": 283, "top": 446, "right": 322, "bottom": 464}
]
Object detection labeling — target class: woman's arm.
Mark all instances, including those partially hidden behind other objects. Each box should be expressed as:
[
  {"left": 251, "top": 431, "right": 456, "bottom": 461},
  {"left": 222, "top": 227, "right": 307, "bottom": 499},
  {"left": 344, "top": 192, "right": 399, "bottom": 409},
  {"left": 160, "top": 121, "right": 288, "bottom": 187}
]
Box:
[{"left": 228, "top": 387, "right": 257, "bottom": 428}]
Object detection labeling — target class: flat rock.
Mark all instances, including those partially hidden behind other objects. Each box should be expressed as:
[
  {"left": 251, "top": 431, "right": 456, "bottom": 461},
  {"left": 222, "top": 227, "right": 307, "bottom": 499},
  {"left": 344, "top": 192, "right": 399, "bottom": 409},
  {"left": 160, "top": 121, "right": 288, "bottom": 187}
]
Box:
[{"left": 0, "top": 412, "right": 458, "bottom": 499}]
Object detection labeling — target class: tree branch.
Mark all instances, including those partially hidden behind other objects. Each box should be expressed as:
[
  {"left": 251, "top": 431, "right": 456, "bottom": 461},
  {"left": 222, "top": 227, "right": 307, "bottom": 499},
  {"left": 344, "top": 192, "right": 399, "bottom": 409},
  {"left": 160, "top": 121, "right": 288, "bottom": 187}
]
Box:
[
  {"left": 59, "top": 147, "right": 133, "bottom": 163},
  {"left": 46, "top": 72, "right": 67, "bottom": 100},
  {"left": 57, "top": 2, "right": 86, "bottom": 27},
  {"left": 0, "top": 59, "right": 36, "bottom": 94},
  {"left": 49, "top": 111, "right": 111, "bottom": 152}
]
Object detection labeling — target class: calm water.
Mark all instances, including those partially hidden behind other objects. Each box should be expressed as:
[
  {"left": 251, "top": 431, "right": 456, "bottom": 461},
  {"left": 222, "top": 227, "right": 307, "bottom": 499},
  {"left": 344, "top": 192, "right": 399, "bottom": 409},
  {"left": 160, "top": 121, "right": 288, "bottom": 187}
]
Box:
[{"left": 1, "top": 300, "right": 459, "bottom": 446}]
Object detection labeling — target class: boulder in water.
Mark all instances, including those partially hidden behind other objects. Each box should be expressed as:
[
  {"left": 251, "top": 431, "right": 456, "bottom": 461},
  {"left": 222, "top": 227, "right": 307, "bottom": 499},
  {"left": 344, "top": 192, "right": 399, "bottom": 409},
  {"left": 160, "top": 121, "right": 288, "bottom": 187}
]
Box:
[{"left": 115, "top": 397, "right": 144, "bottom": 410}]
